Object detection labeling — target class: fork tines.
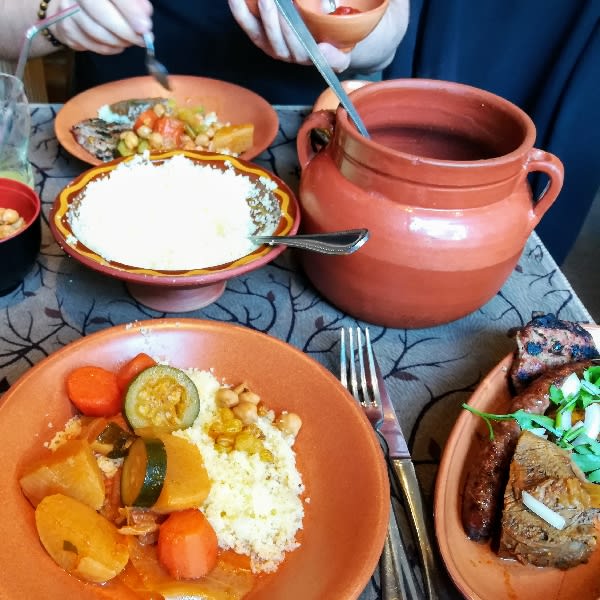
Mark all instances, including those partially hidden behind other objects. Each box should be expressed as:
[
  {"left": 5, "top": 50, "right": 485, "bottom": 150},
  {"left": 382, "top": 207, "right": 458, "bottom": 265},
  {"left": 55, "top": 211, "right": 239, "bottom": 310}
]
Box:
[{"left": 340, "top": 327, "right": 381, "bottom": 409}]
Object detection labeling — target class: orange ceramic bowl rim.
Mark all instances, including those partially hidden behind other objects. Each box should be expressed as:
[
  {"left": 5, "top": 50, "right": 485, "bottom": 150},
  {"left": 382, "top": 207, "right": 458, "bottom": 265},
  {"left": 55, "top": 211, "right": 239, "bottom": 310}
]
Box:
[
  {"left": 0, "top": 318, "right": 390, "bottom": 600},
  {"left": 49, "top": 150, "right": 299, "bottom": 285}
]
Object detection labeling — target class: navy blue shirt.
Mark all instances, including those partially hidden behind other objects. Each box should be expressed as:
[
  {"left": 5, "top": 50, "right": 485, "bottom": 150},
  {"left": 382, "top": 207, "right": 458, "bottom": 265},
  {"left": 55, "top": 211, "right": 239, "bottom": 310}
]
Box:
[{"left": 74, "top": 1, "right": 327, "bottom": 105}]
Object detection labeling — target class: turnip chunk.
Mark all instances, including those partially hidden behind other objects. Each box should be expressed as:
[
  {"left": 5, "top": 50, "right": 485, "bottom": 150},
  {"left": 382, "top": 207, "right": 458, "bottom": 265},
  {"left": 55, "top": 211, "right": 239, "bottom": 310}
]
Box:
[
  {"left": 560, "top": 372, "right": 581, "bottom": 398},
  {"left": 521, "top": 491, "right": 566, "bottom": 530},
  {"left": 584, "top": 403, "right": 600, "bottom": 440}
]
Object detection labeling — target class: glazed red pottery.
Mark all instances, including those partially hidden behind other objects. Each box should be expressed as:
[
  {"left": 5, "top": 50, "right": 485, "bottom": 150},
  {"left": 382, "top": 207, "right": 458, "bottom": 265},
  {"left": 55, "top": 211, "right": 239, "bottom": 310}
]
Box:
[
  {"left": 0, "top": 178, "right": 41, "bottom": 295},
  {"left": 296, "top": 79, "right": 564, "bottom": 328}
]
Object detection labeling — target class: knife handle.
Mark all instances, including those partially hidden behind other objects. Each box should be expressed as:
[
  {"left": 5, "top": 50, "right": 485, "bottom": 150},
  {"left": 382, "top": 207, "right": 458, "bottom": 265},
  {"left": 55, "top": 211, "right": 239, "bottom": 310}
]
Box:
[{"left": 389, "top": 457, "right": 442, "bottom": 600}]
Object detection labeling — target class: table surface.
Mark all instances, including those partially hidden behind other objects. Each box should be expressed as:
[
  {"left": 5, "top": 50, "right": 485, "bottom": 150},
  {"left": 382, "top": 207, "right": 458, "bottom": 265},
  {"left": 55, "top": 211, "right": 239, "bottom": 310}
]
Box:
[{"left": 1, "top": 104, "right": 596, "bottom": 600}]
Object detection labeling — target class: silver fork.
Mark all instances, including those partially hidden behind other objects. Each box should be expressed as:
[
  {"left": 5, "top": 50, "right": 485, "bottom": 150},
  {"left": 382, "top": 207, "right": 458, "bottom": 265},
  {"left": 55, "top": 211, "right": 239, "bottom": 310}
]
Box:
[
  {"left": 142, "top": 31, "right": 171, "bottom": 91},
  {"left": 341, "top": 327, "right": 422, "bottom": 600}
]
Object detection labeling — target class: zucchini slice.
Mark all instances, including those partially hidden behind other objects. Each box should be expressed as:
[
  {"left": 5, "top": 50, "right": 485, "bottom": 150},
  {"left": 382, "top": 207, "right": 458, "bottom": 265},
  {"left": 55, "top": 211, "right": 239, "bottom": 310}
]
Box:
[
  {"left": 92, "top": 421, "right": 137, "bottom": 459},
  {"left": 121, "top": 437, "right": 167, "bottom": 507},
  {"left": 124, "top": 365, "right": 200, "bottom": 432}
]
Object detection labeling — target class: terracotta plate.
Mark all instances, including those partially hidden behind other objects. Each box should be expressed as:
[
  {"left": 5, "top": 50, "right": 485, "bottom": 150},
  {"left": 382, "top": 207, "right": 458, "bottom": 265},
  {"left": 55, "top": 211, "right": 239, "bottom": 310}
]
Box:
[
  {"left": 54, "top": 75, "right": 279, "bottom": 165},
  {"left": 0, "top": 319, "right": 389, "bottom": 599},
  {"left": 435, "top": 325, "right": 600, "bottom": 600}
]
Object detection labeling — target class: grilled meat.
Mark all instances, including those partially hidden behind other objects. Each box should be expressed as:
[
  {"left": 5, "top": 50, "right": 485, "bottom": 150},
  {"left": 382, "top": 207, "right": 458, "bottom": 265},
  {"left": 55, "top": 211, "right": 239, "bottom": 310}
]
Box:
[
  {"left": 103, "top": 97, "right": 165, "bottom": 119},
  {"left": 509, "top": 313, "right": 598, "bottom": 393},
  {"left": 70, "top": 118, "right": 127, "bottom": 161},
  {"left": 70, "top": 98, "right": 167, "bottom": 161},
  {"left": 499, "top": 430, "right": 600, "bottom": 569},
  {"left": 461, "top": 361, "right": 592, "bottom": 542}
]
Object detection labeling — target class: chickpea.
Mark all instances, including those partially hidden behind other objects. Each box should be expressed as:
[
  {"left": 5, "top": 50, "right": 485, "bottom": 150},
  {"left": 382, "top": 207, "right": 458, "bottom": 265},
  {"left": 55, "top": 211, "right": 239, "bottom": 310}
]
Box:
[
  {"left": 121, "top": 130, "right": 139, "bottom": 150},
  {"left": 148, "top": 132, "right": 163, "bottom": 149},
  {"left": 206, "top": 126, "right": 216, "bottom": 139},
  {"left": 152, "top": 103, "right": 166, "bottom": 117},
  {"left": 239, "top": 390, "right": 260, "bottom": 405},
  {"left": 232, "top": 401, "right": 258, "bottom": 425},
  {"left": 0, "top": 224, "right": 14, "bottom": 238},
  {"left": 136, "top": 124, "right": 152, "bottom": 139},
  {"left": 216, "top": 387, "right": 239, "bottom": 408},
  {"left": 276, "top": 412, "right": 302, "bottom": 438},
  {"left": 1, "top": 208, "right": 20, "bottom": 225},
  {"left": 194, "top": 133, "right": 210, "bottom": 147}
]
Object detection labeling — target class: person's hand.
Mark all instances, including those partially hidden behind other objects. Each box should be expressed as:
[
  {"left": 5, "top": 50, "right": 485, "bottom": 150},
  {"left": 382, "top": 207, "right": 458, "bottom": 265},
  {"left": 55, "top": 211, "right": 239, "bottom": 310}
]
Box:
[
  {"left": 228, "top": 0, "right": 351, "bottom": 71},
  {"left": 51, "top": 0, "right": 153, "bottom": 54}
]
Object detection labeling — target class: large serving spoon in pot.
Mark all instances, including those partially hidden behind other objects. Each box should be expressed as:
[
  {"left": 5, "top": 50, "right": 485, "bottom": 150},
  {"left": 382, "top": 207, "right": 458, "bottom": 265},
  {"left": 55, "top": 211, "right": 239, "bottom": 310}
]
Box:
[
  {"left": 249, "top": 228, "right": 369, "bottom": 255},
  {"left": 273, "top": 0, "right": 370, "bottom": 138}
]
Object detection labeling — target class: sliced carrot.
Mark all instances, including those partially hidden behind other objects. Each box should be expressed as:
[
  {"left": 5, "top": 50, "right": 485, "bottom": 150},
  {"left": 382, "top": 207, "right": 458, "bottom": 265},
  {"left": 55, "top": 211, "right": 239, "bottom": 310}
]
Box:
[
  {"left": 157, "top": 509, "right": 218, "bottom": 580},
  {"left": 66, "top": 366, "right": 122, "bottom": 417},
  {"left": 116, "top": 353, "right": 157, "bottom": 392}
]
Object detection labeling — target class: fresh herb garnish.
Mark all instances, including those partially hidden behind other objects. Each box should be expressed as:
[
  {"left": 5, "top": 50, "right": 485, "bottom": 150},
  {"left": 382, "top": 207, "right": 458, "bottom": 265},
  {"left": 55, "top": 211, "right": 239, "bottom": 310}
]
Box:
[{"left": 462, "top": 365, "right": 600, "bottom": 480}]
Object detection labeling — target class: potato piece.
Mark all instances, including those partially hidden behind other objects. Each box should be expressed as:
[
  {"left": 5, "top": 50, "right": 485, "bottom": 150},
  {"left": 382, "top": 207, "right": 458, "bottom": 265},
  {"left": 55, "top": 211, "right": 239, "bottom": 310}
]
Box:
[
  {"left": 19, "top": 439, "right": 105, "bottom": 509},
  {"left": 152, "top": 434, "right": 211, "bottom": 514},
  {"left": 35, "top": 494, "right": 129, "bottom": 583},
  {"left": 211, "top": 123, "right": 254, "bottom": 154}
]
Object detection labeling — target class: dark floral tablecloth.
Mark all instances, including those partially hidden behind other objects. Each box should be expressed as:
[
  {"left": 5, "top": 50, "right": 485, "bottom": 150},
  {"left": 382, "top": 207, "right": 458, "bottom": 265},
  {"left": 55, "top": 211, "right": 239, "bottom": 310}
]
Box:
[{"left": 0, "top": 104, "right": 596, "bottom": 600}]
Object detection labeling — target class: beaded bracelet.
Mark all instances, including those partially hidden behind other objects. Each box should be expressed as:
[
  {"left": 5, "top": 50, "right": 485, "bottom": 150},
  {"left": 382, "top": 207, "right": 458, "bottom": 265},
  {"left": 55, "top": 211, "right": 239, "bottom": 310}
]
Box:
[{"left": 37, "top": 0, "right": 64, "bottom": 47}]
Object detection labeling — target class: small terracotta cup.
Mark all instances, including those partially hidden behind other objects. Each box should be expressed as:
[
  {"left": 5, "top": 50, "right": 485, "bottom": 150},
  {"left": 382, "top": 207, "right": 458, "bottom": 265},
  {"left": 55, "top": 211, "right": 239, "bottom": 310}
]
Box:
[
  {"left": 0, "top": 178, "right": 41, "bottom": 295},
  {"left": 294, "top": 0, "right": 389, "bottom": 51}
]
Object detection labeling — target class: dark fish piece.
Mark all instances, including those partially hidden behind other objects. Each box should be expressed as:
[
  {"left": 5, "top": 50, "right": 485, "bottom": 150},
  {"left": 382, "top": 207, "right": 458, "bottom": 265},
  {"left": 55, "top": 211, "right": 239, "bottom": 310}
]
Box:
[
  {"left": 509, "top": 313, "right": 599, "bottom": 393},
  {"left": 70, "top": 118, "right": 127, "bottom": 162},
  {"left": 105, "top": 97, "right": 166, "bottom": 120},
  {"left": 499, "top": 430, "right": 599, "bottom": 569}
]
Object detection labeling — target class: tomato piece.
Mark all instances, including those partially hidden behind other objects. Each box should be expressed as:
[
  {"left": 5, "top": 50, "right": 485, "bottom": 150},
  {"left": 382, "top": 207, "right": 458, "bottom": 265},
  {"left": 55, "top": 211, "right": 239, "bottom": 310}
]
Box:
[
  {"left": 154, "top": 116, "right": 185, "bottom": 149},
  {"left": 133, "top": 108, "right": 159, "bottom": 132},
  {"left": 331, "top": 5, "right": 362, "bottom": 14}
]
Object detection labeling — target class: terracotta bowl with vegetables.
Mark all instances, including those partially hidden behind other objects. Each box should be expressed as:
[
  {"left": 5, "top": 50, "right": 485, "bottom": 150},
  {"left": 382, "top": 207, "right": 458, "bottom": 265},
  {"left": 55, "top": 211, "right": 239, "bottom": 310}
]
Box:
[
  {"left": 49, "top": 150, "right": 299, "bottom": 313},
  {"left": 435, "top": 324, "right": 600, "bottom": 600},
  {"left": 294, "top": 0, "right": 389, "bottom": 52},
  {"left": 0, "top": 318, "right": 389, "bottom": 600}
]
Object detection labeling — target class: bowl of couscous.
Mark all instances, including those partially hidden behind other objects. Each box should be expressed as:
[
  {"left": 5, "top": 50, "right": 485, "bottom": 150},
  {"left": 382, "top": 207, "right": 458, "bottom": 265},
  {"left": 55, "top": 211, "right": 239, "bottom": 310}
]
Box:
[{"left": 49, "top": 150, "right": 299, "bottom": 312}]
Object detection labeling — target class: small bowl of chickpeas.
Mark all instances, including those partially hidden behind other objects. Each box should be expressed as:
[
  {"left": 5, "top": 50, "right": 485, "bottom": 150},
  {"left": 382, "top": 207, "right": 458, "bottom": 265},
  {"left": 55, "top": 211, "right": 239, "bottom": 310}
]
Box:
[{"left": 0, "top": 178, "right": 41, "bottom": 295}]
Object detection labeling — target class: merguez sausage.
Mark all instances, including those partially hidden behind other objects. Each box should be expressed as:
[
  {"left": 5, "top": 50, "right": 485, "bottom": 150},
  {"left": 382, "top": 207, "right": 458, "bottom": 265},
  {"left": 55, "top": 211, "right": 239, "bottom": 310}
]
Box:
[{"left": 461, "top": 361, "right": 592, "bottom": 542}]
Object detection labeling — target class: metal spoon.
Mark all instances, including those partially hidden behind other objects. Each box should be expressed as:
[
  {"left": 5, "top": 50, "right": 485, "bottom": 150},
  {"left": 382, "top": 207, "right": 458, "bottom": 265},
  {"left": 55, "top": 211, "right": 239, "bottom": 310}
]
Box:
[
  {"left": 274, "top": 0, "right": 370, "bottom": 137},
  {"left": 249, "top": 228, "right": 369, "bottom": 255},
  {"left": 142, "top": 32, "right": 171, "bottom": 91}
]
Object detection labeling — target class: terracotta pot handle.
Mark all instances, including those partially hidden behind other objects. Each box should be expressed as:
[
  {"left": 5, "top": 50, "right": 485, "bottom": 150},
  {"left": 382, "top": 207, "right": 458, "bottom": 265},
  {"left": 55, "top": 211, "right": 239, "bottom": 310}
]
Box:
[
  {"left": 525, "top": 148, "right": 564, "bottom": 226},
  {"left": 296, "top": 110, "right": 337, "bottom": 170}
]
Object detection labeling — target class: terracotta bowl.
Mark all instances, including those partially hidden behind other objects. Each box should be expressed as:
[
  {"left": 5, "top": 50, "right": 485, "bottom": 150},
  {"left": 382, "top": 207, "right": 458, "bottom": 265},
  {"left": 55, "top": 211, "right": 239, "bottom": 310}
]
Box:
[
  {"left": 49, "top": 150, "right": 300, "bottom": 312},
  {"left": 294, "top": 0, "right": 389, "bottom": 52},
  {"left": 0, "top": 178, "right": 41, "bottom": 295},
  {"left": 435, "top": 325, "right": 600, "bottom": 600},
  {"left": 54, "top": 75, "right": 279, "bottom": 166},
  {"left": 0, "top": 318, "right": 389, "bottom": 599}
]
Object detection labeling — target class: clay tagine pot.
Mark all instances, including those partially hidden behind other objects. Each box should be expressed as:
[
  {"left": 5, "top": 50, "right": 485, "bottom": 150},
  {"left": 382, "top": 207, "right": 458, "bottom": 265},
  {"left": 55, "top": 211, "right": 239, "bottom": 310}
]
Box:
[{"left": 296, "top": 79, "right": 564, "bottom": 328}]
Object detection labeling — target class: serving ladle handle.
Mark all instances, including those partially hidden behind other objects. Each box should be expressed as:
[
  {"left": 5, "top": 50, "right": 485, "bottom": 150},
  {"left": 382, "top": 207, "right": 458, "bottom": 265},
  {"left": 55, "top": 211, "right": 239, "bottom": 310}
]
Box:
[{"left": 249, "top": 228, "right": 369, "bottom": 255}]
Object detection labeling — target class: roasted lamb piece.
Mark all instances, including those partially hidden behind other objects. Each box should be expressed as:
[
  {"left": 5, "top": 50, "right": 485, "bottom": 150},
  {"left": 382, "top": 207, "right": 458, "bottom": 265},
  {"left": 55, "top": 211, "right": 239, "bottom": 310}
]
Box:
[
  {"left": 509, "top": 313, "right": 598, "bottom": 393},
  {"left": 499, "top": 431, "right": 600, "bottom": 569}
]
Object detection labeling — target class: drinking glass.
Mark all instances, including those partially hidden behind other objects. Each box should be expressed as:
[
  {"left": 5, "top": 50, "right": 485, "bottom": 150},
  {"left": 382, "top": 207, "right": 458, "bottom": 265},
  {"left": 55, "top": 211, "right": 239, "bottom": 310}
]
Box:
[{"left": 0, "top": 73, "right": 34, "bottom": 188}]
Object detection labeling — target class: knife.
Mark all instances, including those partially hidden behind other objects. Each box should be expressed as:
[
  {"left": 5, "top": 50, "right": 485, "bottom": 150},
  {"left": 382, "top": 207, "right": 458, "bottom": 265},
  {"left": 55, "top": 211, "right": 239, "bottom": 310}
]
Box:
[
  {"left": 371, "top": 355, "right": 443, "bottom": 600},
  {"left": 272, "top": 0, "right": 370, "bottom": 137}
]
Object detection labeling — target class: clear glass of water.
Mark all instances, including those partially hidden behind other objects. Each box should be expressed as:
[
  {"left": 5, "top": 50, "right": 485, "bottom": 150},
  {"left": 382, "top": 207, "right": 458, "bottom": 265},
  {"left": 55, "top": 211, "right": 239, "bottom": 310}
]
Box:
[{"left": 0, "top": 73, "right": 34, "bottom": 188}]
